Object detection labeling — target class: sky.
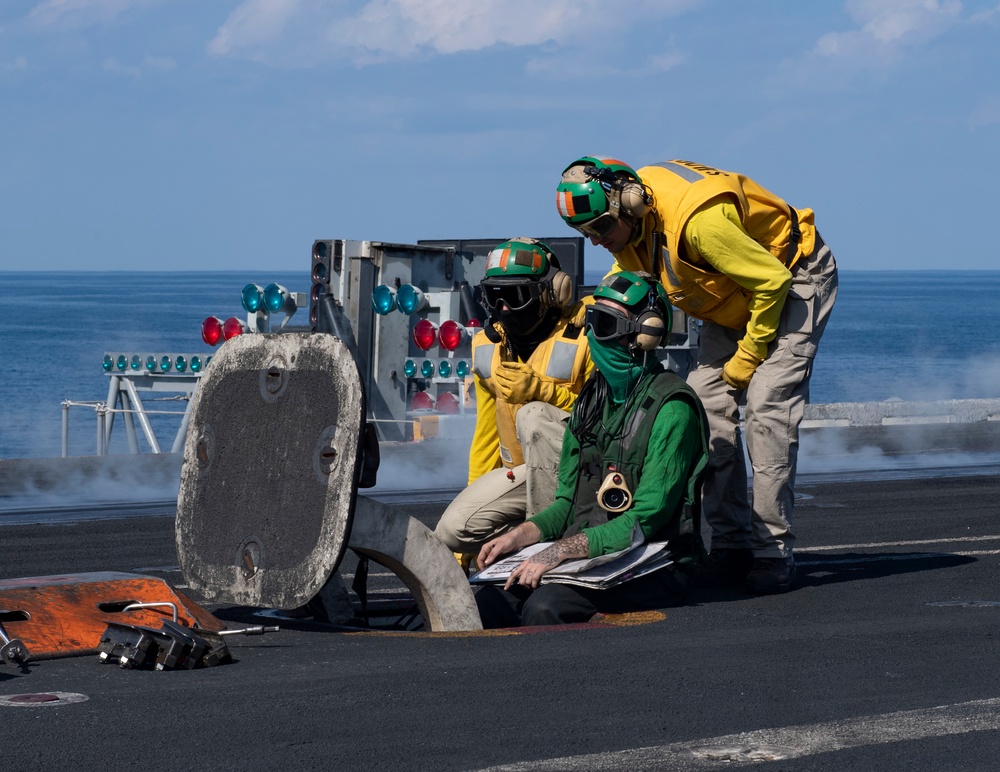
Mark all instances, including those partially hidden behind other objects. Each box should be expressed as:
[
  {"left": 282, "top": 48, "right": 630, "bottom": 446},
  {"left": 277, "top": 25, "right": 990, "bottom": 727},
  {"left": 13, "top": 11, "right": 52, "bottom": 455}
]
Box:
[{"left": 1, "top": 0, "right": 999, "bottom": 275}]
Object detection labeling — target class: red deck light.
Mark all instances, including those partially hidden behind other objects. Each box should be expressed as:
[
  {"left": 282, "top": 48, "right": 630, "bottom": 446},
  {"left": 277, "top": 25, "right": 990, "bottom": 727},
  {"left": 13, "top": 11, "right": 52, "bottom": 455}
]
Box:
[
  {"left": 413, "top": 319, "right": 437, "bottom": 351},
  {"left": 437, "top": 391, "right": 459, "bottom": 414},
  {"left": 411, "top": 391, "right": 435, "bottom": 411},
  {"left": 201, "top": 317, "right": 224, "bottom": 346},
  {"left": 438, "top": 320, "right": 466, "bottom": 351},
  {"left": 222, "top": 317, "right": 245, "bottom": 340}
]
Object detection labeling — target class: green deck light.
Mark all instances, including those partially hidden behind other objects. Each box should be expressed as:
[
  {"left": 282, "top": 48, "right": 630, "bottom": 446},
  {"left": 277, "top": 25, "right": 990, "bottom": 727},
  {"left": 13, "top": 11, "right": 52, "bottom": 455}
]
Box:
[
  {"left": 241, "top": 283, "right": 265, "bottom": 313},
  {"left": 372, "top": 285, "right": 396, "bottom": 315},
  {"left": 264, "top": 283, "right": 291, "bottom": 313},
  {"left": 396, "top": 284, "right": 426, "bottom": 315}
]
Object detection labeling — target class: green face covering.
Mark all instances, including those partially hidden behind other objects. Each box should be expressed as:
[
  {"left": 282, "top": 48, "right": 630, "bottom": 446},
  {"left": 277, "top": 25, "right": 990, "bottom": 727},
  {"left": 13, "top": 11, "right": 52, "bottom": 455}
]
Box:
[{"left": 585, "top": 329, "right": 647, "bottom": 403}]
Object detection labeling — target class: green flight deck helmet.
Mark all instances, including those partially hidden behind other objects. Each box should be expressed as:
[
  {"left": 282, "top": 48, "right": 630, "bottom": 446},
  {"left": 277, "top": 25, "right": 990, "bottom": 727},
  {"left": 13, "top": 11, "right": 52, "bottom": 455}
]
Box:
[
  {"left": 587, "top": 270, "right": 671, "bottom": 351},
  {"left": 556, "top": 157, "right": 650, "bottom": 238},
  {"left": 480, "top": 238, "right": 571, "bottom": 312}
]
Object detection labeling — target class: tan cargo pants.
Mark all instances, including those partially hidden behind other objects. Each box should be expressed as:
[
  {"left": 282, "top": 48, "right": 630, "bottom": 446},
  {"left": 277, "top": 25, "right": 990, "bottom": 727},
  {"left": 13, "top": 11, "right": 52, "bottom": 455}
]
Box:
[
  {"left": 434, "top": 400, "right": 570, "bottom": 553},
  {"left": 686, "top": 234, "right": 838, "bottom": 559}
]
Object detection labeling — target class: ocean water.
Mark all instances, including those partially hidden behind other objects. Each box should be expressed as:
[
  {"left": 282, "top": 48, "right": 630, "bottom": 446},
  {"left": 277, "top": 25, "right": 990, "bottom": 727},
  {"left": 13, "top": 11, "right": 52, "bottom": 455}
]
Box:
[{"left": 2, "top": 269, "right": 1000, "bottom": 460}]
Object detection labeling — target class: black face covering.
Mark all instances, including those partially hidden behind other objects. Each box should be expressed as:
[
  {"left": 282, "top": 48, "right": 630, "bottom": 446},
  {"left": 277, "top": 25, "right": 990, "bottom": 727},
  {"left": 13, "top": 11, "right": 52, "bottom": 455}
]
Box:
[{"left": 499, "top": 301, "right": 560, "bottom": 360}]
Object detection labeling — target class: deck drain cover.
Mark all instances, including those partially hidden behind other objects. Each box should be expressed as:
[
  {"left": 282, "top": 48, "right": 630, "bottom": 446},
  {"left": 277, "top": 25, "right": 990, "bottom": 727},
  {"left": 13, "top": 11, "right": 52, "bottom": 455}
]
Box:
[{"left": 0, "top": 692, "right": 88, "bottom": 707}]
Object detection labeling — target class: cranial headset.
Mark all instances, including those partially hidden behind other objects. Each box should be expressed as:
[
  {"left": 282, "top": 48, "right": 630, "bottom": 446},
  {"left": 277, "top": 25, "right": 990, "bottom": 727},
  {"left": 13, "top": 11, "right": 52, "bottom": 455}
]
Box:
[
  {"left": 480, "top": 238, "right": 573, "bottom": 312},
  {"left": 586, "top": 271, "right": 671, "bottom": 352},
  {"left": 557, "top": 157, "right": 653, "bottom": 239}
]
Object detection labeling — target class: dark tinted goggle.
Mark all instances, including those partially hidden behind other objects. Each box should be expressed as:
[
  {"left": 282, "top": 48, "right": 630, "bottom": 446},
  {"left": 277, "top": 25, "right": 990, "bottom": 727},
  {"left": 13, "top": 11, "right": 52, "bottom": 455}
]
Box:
[
  {"left": 481, "top": 280, "right": 544, "bottom": 311},
  {"left": 584, "top": 304, "right": 641, "bottom": 341},
  {"left": 574, "top": 213, "right": 617, "bottom": 239}
]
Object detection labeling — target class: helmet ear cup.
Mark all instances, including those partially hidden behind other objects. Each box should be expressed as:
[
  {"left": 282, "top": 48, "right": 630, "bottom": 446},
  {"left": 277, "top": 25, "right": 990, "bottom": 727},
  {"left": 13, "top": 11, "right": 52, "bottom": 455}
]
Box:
[
  {"left": 629, "top": 284, "right": 669, "bottom": 351},
  {"left": 633, "top": 308, "right": 666, "bottom": 350},
  {"left": 547, "top": 270, "right": 573, "bottom": 309},
  {"left": 619, "top": 182, "right": 651, "bottom": 219}
]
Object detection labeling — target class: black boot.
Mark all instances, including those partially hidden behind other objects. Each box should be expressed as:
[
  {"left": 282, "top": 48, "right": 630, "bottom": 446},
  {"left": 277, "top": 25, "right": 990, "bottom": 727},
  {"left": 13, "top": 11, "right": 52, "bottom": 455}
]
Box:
[
  {"left": 698, "top": 548, "right": 754, "bottom": 587},
  {"left": 745, "top": 556, "right": 796, "bottom": 595}
]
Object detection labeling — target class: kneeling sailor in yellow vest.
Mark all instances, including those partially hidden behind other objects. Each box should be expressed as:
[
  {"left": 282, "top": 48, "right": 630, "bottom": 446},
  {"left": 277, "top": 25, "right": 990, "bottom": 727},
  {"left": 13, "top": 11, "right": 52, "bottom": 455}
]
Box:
[{"left": 434, "top": 238, "right": 593, "bottom": 565}]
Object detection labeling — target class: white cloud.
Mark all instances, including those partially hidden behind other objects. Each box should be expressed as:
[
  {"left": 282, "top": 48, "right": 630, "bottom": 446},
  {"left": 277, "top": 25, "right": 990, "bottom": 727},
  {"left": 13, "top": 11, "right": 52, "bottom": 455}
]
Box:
[
  {"left": 103, "top": 56, "right": 140, "bottom": 76},
  {"left": 767, "top": 0, "right": 972, "bottom": 94},
  {"left": 815, "top": 0, "right": 962, "bottom": 59},
  {"left": 208, "top": 0, "right": 699, "bottom": 65},
  {"left": 207, "top": 0, "right": 303, "bottom": 57},
  {"left": 28, "top": 0, "right": 158, "bottom": 28},
  {"left": 969, "top": 3, "right": 1000, "bottom": 23}
]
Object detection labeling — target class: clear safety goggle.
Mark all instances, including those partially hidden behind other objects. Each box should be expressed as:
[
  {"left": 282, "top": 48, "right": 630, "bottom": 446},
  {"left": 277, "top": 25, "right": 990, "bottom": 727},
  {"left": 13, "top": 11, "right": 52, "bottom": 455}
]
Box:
[{"left": 584, "top": 304, "right": 641, "bottom": 341}]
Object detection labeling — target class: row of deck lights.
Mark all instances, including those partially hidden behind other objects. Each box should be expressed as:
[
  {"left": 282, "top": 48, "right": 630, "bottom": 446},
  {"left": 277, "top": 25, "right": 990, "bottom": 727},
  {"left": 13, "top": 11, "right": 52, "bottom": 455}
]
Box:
[
  {"left": 103, "top": 353, "right": 210, "bottom": 374},
  {"left": 403, "top": 358, "right": 472, "bottom": 379},
  {"left": 201, "top": 282, "right": 299, "bottom": 346}
]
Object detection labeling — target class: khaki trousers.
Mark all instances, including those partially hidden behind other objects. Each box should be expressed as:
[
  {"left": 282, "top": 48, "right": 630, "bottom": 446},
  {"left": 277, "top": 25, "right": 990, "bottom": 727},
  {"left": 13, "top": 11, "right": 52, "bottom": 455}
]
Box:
[
  {"left": 434, "top": 401, "right": 569, "bottom": 553},
  {"left": 686, "top": 235, "right": 838, "bottom": 558}
]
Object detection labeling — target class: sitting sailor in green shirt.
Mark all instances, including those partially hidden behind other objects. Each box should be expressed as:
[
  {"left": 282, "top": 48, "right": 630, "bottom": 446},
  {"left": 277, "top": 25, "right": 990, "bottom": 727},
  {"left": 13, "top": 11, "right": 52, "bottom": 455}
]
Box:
[{"left": 475, "top": 271, "right": 709, "bottom": 627}]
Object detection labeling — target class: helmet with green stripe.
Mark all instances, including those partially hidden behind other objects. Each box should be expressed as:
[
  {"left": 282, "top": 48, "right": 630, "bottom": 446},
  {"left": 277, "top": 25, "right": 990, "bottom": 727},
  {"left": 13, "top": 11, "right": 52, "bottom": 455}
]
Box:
[
  {"left": 588, "top": 270, "right": 671, "bottom": 350},
  {"left": 556, "top": 156, "right": 649, "bottom": 238},
  {"left": 484, "top": 237, "right": 555, "bottom": 279},
  {"left": 594, "top": 270, "right": 667, "bottom": 312},
  {"left": 480, "top": 238, "right": 572, "bottom": 312}
]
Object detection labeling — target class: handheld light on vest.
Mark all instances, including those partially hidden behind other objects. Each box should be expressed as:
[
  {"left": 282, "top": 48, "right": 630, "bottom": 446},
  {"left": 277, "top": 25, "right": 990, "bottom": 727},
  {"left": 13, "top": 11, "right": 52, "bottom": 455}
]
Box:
[{"left": 597, "top": 471, "right": 633, "bottom": 513}]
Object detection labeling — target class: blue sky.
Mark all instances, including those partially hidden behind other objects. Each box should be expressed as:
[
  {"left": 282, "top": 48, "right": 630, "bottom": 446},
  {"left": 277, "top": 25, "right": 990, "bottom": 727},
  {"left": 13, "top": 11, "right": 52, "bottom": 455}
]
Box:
[{"left": 2, "top": 0, "right": 998, "bottom": 274}]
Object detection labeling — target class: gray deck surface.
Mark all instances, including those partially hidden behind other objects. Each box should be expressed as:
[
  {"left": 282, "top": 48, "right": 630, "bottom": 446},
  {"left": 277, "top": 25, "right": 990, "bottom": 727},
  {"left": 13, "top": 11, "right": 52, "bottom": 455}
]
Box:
[{"left": 2, "top": 473, "right": 1000, "bottom": 771}]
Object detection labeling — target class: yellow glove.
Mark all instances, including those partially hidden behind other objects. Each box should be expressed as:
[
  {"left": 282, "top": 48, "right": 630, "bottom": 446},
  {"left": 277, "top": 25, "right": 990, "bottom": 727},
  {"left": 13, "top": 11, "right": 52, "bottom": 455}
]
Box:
[
  {"left": 493, "top": 362, "right": 555, "bottom": 405},
  {"left": 566, "top": 297, "right": 594, "bottom": 328},
  {"left": 721, "top": 342, "right": 764, "bottom": 390}
]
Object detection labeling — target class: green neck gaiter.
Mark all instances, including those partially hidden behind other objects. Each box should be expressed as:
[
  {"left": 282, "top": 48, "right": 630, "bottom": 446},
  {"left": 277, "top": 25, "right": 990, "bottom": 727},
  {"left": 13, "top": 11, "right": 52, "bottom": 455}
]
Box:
[{"left": 585, "top": 330, "right": 648, "bottom": 403}]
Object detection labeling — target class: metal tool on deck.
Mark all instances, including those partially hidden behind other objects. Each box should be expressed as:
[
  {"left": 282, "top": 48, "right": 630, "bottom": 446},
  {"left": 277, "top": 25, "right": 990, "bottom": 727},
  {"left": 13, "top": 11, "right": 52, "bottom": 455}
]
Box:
[
  {"left": 0, "top": 615, "right": 31, "bottom": 665},
  {"left": 98, "top": 620, "right": 279, "bottom": 670}
]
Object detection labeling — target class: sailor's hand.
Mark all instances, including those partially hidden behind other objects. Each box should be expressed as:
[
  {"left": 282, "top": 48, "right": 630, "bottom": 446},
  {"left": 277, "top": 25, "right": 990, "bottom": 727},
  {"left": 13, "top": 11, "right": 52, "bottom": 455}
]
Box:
[
  {"left": 494, "top": 362, "right": 547, "bottom": 404},
  {"left": 506, "top": 556, "right": 552, "bottom": 591},
  {"left": 504, "top": 533, "right": 590, "bottom": 591},
  {"left": 721, "top": 342, "right": 764, "bottom": 390},
  {"left": 566, "top": 297, "right": 592, "bottom": 328},
  {"left": 479, "top": 522, "right": 542, "bottom": 568}
]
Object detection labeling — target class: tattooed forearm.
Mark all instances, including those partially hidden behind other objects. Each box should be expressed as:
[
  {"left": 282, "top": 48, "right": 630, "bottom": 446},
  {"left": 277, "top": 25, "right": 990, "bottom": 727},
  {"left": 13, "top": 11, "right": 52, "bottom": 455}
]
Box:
[{"left": 527, "top": 533, "right": 590, "bottom": 569}]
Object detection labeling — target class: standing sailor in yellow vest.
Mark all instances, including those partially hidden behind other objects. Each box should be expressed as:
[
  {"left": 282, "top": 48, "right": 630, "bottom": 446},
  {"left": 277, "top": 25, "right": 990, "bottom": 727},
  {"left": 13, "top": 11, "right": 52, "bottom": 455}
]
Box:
[
  {"left": 556, "top": 157, "right": 838, "bottom": 594},
  {"left": 434, "top": 238, "right": 593, "bottom": 558}
]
